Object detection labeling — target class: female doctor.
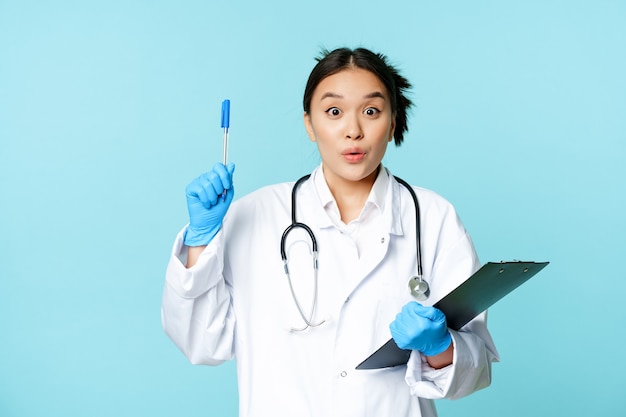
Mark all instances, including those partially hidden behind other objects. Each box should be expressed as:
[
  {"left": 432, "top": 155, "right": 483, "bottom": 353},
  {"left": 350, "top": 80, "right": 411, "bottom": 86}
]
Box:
[{"left": 162, "top": 47, "right": 499, "bottom": 417}]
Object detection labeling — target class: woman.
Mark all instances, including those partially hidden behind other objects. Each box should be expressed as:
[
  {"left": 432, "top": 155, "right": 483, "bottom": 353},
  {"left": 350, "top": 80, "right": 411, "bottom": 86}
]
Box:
[{"left": 162, "top": 47, "right": 499, "bottom": 417}]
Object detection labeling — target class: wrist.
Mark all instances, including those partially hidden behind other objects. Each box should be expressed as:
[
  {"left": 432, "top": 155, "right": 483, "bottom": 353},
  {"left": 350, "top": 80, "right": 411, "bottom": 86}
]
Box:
[
  {"left": 421, "top": 331, "right": 452, "bottom": 357},
  {"left": 184, "top": 224, "right": 221, "bottom": 246},
  {"left": 185, "top": 245, "right": 207, "bottom": 268},
  {"left": 425, "top": 339, "right": 454, "bottom": 369}
]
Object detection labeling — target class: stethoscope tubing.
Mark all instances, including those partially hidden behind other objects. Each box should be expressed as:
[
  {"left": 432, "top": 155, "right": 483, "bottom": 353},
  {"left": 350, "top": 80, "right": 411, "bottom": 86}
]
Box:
[
  {"left": 279, "top": 172, "right": 424, "bottom": 330},
  {"left": 392, "top": 175, "right": 423, "bottom": 278}
]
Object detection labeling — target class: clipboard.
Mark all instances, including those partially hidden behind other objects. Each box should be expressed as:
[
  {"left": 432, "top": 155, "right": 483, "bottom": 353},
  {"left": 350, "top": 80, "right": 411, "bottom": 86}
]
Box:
[{"left": 355, "top": 261, "right": 549, "bottom": 370}]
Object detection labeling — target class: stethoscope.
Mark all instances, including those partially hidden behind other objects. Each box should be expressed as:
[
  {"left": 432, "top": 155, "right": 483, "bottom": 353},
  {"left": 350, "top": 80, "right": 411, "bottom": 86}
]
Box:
[{"left": 280, "top": 173, "right": 429, "bottom": 331}]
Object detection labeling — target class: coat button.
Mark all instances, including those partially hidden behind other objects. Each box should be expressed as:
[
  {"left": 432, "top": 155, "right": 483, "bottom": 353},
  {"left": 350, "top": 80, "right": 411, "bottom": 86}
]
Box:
[{"left": 340, "top": 371, "right": 347, "bottom": 377}]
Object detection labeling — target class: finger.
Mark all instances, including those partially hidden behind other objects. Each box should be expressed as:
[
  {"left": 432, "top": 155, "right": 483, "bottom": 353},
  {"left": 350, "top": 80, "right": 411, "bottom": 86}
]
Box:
[
  {"left": 412, "top": 304, "right": 446, "bottom": 324},
  {"left": 226, "top": 162, "right": 236, "bottom": 177},
  {"left": 207, "top": 169, "right": 224, "bottom": 192},
  {"left": 401, "top": 301, "right": 424, "bottom": 316},
  {"left": 402, "top": 309, "right": 428, "bottom": 330},
  {"left": 212, "top": 162, "right": 234, "bottom": 190},
  {"left": 185, "top": 177, "right": 208, "bottom": 201},
  {"left": 389, "top": 320, "right": 400, "bottom": 336},
  {"left": 219, "top": 184, "right": 235, "bottom": 206},
  {"left": 198, "top": 183, "right": 219, "bottom": 208},
  {"left": 196, "top": 174, "right": 220, "bottom": 207},
  {"left": 394, "top": 308, "right": 423, "bottom": 331},
  {"left": 389, "top": 318, "right": 408, "bottom": 336}
]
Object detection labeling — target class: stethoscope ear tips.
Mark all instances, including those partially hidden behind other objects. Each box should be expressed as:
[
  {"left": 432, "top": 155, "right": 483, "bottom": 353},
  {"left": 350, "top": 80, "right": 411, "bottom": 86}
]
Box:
[{"left": 408, "top": 276, "right": 430, "bottom": 301}]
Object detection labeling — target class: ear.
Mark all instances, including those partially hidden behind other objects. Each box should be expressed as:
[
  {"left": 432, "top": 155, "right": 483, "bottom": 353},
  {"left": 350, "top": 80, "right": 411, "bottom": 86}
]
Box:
[
  {"left": 388, "top": 114, "right": 397, "bottom": 142},
  {"left": 304, "top": 112, "right": 316, "bottom": 142}
]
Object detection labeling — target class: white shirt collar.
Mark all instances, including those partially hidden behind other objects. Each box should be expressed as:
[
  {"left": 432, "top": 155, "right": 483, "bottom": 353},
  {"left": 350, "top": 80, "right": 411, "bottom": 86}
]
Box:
[{"left": 312, "top": 164, "right": 390, "bottom": 228}]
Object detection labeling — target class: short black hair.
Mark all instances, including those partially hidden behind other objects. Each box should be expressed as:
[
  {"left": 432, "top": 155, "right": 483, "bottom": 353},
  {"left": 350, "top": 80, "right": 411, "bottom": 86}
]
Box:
[{"left": 303, "top": 47, "right": 413, "bottom": 146}]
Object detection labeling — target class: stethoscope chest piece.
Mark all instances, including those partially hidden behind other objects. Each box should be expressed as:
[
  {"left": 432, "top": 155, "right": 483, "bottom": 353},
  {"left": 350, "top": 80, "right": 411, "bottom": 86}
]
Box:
[{"left": 408, "top": 276, "right": 430, "bottom": 301}]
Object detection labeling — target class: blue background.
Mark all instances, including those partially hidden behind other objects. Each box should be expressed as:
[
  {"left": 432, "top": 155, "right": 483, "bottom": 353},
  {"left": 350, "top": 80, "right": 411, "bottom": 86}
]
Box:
[{"left": 1, "top": 1, "right": 625, "bottom": 416}]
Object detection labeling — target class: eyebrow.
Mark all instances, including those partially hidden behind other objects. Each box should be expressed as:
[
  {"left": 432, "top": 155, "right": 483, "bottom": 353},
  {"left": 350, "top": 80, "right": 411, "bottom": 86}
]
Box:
[
  {"left": 319, "top": 91, "right": 387, "bottom": 100},
  {"left": 320, "top": 92, "right": 343, "bottom": 100},
  {"left": 364, "top": 91, "right": 386, "bottom": 100}
]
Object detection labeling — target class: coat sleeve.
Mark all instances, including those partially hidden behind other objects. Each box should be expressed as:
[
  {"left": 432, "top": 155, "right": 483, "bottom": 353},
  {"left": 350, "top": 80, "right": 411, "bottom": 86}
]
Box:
[
  {"left": 404, "top": 228, "right": 500, "bottom": 400},
  {"left": 160, "top": 227, "right": 235, "bottom": 365}
]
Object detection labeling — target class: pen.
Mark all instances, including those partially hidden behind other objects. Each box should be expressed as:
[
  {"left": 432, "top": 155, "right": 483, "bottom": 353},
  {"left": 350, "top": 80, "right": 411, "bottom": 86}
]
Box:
[
  {"left": 220, "top": 99, "right": 230, "bottom": 201},
  {"left": 221, "top": 99, "right": 230, "bottom": 165}
]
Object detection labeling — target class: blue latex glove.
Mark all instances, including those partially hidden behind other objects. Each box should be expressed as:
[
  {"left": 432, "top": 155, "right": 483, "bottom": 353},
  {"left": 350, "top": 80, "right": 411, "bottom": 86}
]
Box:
[
  {"left": 183, "top": 162, "right": 235, "bottom": 246},
  {"left": 389, "top": 301, "right": 452, "bottom": 356}
]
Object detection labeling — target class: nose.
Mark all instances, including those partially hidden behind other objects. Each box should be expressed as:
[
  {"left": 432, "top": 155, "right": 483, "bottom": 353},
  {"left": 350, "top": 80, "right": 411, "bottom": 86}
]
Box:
[{"left": 345, "top": 114, "right": 363, "bottom": 140}]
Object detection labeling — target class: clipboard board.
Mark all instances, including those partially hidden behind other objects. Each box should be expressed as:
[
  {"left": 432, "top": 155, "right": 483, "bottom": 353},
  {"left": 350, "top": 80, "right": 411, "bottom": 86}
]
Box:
[{"left": 355, "top": 261, "right": 549, "bottom": 370}]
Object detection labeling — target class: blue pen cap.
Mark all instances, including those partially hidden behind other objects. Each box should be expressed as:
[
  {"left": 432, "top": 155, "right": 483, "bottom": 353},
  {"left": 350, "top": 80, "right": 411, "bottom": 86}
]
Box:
[{"left": 221, "top": 99, "right": 230, "bottom": 128}]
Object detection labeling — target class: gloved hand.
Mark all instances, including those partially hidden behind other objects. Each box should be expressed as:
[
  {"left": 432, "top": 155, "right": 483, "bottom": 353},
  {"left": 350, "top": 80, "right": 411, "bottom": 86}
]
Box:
[
  {"left": 389, "top": 301, "right": 452, "bottom": 356},
  {"left": 183, "top": 162, "right": 235, "bottom": 246}
]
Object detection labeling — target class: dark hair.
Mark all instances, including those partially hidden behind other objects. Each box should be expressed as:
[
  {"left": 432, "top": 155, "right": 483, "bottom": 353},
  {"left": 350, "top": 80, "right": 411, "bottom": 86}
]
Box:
[{"left": 303, "top": 47, "right": 413, "bottom": 146}]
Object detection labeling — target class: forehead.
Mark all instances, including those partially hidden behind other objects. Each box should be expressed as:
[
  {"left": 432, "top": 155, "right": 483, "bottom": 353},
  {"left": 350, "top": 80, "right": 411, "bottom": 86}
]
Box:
[{"left": 313, "top": 68, "right": 389, "bottom": 99}]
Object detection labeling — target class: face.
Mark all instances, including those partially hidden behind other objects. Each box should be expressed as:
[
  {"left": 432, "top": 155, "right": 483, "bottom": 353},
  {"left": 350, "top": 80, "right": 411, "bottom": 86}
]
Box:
[{"left": 304, "top": 67, "right": 396, "bottom": 190}]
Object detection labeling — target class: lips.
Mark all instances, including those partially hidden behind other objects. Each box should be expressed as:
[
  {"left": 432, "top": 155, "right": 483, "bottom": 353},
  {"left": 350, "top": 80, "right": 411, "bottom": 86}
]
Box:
[{"left": 342, "top": 148, "right": 366, "bottom": 163}]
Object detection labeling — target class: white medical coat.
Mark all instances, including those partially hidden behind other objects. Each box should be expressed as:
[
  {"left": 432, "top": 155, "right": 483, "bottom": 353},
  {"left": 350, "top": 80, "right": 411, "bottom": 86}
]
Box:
[{"left": 162, "top": 166, "right": 499, "bottom": 417}]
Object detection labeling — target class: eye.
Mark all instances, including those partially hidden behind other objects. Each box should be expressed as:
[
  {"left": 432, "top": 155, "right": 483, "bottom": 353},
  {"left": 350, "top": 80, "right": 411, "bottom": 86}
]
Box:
[
  {"left": 325, "top": 107, "right": 341, "bottom": 117},
  {"left": 364, "top": 107, "right": 380, "bottom": 116}
]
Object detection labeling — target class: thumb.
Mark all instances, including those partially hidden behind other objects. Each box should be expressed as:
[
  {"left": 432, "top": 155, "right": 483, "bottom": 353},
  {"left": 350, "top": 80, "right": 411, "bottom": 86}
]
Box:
[
  {"left": 416, "top": 305, "right": 446, "bottom": 324},
  {"left": 227, "top": 162, "right": 236, "bottom": 177},
  {"left": 222, "top": 185, "right": 235, "bottom": 205}
]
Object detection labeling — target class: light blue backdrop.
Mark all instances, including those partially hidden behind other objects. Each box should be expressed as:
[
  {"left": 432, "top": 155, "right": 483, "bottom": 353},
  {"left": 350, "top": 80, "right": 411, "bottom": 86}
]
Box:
[{"left": 1, "top": 0, "right": 625, "bottom": 416}]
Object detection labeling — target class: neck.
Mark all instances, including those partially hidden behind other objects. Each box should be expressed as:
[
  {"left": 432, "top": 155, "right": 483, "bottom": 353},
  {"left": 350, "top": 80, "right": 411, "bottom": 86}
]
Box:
[{"left": 324, "top": 166, "right": 379, "bottom": 224}]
